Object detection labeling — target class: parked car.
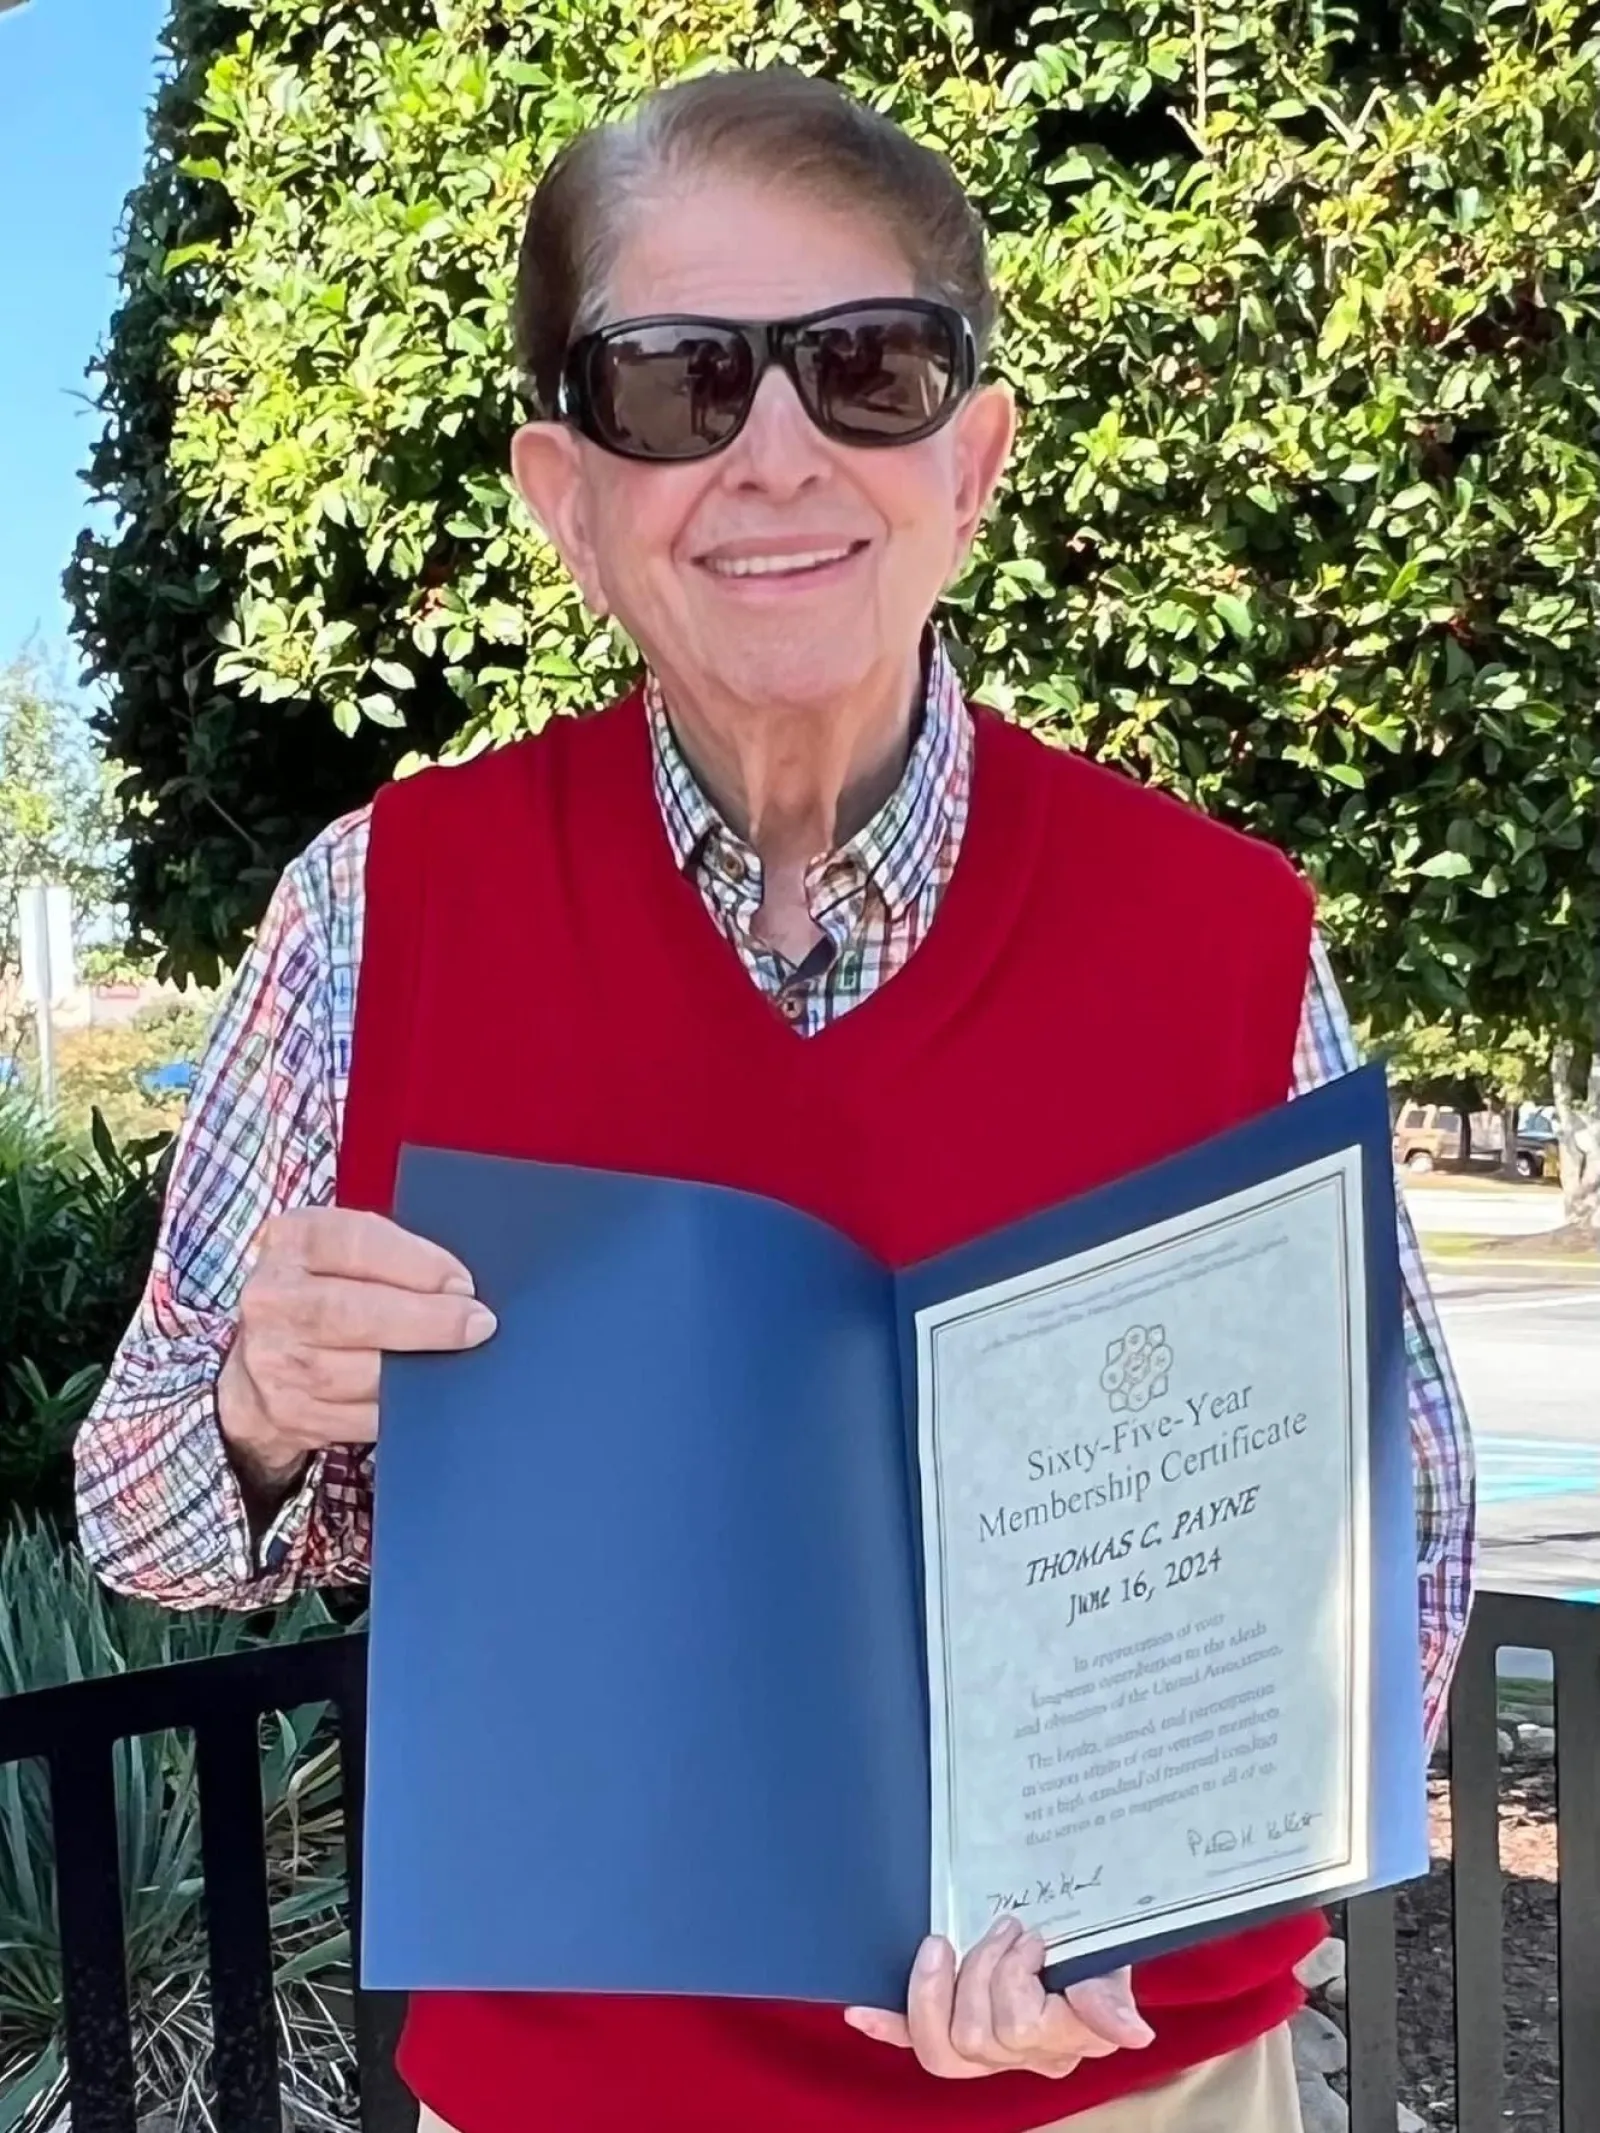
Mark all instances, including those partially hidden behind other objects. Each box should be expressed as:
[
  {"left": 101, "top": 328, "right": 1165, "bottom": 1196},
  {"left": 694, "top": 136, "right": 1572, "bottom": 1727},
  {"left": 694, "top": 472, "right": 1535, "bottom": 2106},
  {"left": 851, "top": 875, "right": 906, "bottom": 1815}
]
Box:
[
  {"left": 1392, "top": 1102, "right": 1472, "bottom": 1172},
  {"left": 1392, "top": 1099, "right": 1558, "bottom": 1179},
  {"left": 1514, "top": 1106, "right": 1559, "bottom": 1182}
]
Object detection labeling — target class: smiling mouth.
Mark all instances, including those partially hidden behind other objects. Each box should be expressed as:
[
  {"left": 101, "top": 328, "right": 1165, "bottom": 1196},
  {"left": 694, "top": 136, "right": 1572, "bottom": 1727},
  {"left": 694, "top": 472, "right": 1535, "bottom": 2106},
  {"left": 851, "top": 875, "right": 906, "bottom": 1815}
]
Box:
[{"left": 698, "top": 540, "right": 869, "bottom": 580}]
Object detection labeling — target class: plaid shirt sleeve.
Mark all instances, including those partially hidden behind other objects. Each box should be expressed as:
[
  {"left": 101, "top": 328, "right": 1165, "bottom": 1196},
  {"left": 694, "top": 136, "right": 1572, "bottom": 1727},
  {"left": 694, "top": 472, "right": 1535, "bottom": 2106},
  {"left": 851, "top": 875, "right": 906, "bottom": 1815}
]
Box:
[
  {"left": 1293, "top": 933, "right": 1477, "bottom": 1747},
  {"left": 73, "top": 814, "right": 375, "bottom": 1611}
]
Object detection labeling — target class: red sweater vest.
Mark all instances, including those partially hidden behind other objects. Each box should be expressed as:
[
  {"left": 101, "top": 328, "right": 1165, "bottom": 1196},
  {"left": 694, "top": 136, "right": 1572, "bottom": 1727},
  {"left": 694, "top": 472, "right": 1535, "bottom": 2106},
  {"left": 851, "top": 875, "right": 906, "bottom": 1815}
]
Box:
[{"left": 339, "top": 689, "right": 1320, "bottom": 2133}]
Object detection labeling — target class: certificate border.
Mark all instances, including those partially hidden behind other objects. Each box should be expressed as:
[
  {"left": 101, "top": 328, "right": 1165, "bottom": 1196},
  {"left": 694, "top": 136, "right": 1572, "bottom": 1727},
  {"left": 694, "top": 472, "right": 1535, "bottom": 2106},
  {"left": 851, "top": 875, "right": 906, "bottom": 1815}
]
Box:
[{"left": 915, "top": 1148, "right": 1372, "bottom": 1965}]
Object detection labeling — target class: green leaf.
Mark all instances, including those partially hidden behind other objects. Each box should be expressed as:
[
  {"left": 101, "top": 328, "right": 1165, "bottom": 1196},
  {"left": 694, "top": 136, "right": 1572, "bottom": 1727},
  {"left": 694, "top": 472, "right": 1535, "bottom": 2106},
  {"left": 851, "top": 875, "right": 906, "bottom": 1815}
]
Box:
[
  {"left": 1318, "top": 288, "right": 1365, "bottom": 358},
  {"left": 89, "top": 1108, "right": 120, "bottom": 1175},
  {"left": 1044, "top": 152, "right": 1098, "bottom": 185},
  {"left": 0, "top": 2041, "right": 62, "bottom": 2133},
  {"left": 1213, "top": 592, "right": 1254, "bottom": 641},
  {"left": 275, "top": 1927, "right": 351, "bottom": 1985},
  {"left": 1417, "top": 851, "right": 1475, "bottom": 880},
  {"left": 998, "top": 557, "right": 1049, "bottom": 588},
  {"left": 161, "top": 242, "right": 219, "bottom": 275}
]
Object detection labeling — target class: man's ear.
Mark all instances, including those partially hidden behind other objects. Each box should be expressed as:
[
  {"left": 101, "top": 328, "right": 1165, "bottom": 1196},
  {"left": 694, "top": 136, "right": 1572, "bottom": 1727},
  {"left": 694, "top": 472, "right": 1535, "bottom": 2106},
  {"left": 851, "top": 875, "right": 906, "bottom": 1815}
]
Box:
[
  {"left": 510, "top": 422, "right": 609, "bottom": 617},
  {"left": 948, "top": 381, "right": 1017, "bottom": 573}
]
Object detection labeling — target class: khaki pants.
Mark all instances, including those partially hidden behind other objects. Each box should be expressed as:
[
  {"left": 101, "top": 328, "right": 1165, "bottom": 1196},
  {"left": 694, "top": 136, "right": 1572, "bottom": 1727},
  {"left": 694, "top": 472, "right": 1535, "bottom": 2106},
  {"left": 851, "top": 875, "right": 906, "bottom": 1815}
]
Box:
[
  {"left": 415, "top": 2020, "right": 1301, "bottom": 2132},
  {"left": 1031, "top": 2025, "right": 1301, "bottom": 2131}
]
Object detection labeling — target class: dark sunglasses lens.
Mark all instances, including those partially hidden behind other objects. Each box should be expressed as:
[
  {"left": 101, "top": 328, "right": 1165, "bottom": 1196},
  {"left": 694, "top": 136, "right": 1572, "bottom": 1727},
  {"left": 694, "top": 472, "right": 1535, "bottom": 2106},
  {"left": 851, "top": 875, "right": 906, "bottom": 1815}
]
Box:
[
  {"left": 792, "top": 308, "right": 961, "bottom": 441},
  {"left": 587, "top": 325, "right": 753, "bottom": 458}
]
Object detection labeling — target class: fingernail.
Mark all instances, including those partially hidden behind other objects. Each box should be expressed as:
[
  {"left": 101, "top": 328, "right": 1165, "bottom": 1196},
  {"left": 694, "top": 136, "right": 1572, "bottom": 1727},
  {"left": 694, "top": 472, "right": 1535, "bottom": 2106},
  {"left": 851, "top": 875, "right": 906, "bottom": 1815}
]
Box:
[
  {"left": 1105, "top": 2000, "right": 1155, "bottom": 2046},
  {"left": 989, "top": 1914, "right": 1022, "bottom": 1945},
  {"left": 842, "top": 2009, "right": 872, "bottom": 2033},
  {"left": 914, "top": 1936, "right": 946, "bottom": 1975},
  {"left": 464, "top": 1304, "right": 497, "bottom": 1342},
  {"left": 442, "top": 1271, "right": 475, "bottom": 1297}
]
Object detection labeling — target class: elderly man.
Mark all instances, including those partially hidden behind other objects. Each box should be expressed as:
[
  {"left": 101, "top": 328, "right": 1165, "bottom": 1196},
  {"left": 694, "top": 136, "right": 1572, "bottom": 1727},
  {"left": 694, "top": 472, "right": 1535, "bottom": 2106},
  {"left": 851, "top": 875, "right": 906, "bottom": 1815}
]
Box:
[{"left": 78, "top": 64, "right": 1472, "bottom": 2133}]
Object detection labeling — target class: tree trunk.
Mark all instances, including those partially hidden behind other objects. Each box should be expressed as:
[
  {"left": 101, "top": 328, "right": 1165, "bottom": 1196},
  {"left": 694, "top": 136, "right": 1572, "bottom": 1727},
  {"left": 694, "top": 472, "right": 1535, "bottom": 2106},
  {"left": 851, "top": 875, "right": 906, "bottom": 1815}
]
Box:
[
  {"left": 1551, "top": 1039, "right": 1600, "bottom": 1236},
  {"left": 1497, "top": 1099, "right": 1522, "bottom": 1182}
]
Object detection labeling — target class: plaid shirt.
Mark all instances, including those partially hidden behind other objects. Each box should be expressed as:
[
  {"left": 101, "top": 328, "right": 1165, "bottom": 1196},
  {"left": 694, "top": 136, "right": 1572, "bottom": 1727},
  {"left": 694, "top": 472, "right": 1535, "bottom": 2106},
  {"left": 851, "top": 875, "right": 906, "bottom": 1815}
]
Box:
[{"left": 75, "top": 642, "right": 1474, "bottom": 1741}]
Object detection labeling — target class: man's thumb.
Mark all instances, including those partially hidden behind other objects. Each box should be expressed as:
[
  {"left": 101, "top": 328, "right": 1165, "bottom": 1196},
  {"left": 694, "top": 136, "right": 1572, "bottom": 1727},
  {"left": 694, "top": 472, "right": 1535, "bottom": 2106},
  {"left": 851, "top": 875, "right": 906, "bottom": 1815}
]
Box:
[{"left": 1063, "top": 1968, "right": 1155, "bottom": 2049}]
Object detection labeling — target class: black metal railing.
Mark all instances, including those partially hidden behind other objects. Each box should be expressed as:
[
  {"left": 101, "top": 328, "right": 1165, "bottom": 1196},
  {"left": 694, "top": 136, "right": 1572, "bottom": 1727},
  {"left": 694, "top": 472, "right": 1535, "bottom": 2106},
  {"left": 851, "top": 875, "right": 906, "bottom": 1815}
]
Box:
[
  {"left": 2, "top": 1588, "right": 1596, "bottom": 2132},
  {"left": 1346, "top": 1588, "right": 1600, "bottom": 2133},
  {"left": 0, "top": 1631, "right": 412, "bottom": 2133}
]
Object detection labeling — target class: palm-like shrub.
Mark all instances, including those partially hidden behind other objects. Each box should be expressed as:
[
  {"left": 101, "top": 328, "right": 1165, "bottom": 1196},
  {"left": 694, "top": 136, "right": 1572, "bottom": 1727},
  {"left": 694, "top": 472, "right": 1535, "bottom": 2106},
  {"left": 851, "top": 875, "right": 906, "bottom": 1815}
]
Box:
[{"left": 0, "top": 1526, "right": 360, "bottom": 2131}]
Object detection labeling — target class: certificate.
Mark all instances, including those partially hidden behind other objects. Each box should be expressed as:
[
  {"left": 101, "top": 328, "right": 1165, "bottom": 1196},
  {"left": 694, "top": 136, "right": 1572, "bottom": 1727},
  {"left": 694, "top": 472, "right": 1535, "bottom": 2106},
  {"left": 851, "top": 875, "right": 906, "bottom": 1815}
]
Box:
[
  {"left": 363, "top": 1065, "right": 1425, "bottom": 2005},
  {"left": 916, "top": 1151, "right": 1370, "bottom": 1971}
]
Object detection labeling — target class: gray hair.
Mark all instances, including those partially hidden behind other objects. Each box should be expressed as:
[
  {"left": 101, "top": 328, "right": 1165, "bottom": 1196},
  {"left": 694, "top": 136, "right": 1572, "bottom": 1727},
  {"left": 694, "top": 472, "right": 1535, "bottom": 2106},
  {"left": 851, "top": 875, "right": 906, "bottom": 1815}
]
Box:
[{"left": 513, "top": 68, "right": 997, "bottom": 413}]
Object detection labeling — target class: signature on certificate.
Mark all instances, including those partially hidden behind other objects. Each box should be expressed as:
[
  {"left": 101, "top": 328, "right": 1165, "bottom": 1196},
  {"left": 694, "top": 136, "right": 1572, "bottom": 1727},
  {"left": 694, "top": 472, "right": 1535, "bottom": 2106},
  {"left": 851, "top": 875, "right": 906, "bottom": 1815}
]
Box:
[
  {"left": 1186, "top": 1807, "right": 1321, "bottom": 1859},
  {"left": 987, "top": 1863, "right": 1106, "bottom": 1918}
]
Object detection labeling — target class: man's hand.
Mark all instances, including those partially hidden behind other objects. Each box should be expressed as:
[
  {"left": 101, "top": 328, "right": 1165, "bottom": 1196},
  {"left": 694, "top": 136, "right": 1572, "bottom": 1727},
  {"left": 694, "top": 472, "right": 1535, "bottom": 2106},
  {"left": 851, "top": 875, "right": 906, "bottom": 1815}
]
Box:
[
  {"left": 218, "top": 1207, "right": 496, "bottom": 1498},
  {"left": 844, "top": 1921, "right": 1153, "bottom": 2080}
]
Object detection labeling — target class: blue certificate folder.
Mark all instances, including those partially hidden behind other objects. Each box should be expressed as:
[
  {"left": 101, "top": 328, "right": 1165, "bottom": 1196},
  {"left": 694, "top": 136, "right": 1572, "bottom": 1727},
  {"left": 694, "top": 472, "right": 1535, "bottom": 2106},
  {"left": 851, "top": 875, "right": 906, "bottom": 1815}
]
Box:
[{"left": 364, "top": 1063, "right": 1427, "bottom": 2005}]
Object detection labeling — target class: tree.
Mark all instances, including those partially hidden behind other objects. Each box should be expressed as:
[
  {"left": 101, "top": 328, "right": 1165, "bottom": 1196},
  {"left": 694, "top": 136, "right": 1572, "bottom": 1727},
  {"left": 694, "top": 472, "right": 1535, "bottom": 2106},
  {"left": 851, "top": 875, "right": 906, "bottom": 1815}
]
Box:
[
  {"left": 0, "top": 652, "right": 123, "bottom": 988},
  {"left": 69, "top": 0, "right": 1599, "bottom": 1060},
  {"left": 1385, "top": 1009, "right": 1599, "bottom": 1237},
  {"left": 1550, "top": 1024, "right": 1599, "bottom": 1237},
  {"left": 1379, "top": 1003, "right": 1600, "bottom": 1237},
  {"left": 1376, "top": 1013, "right": 1554, "bottom": 1175}
]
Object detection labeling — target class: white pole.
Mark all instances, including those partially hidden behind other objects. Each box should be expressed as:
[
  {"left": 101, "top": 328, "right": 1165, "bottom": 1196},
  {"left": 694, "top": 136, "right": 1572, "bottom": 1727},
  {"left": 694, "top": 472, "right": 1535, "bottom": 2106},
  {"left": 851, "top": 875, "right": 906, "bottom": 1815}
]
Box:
[
  {"left": 18, "top": 884, "right": 69, "bottom": 1123},
  {"left": 35, "top": 911, "right": 55, "bottom": 1121}
]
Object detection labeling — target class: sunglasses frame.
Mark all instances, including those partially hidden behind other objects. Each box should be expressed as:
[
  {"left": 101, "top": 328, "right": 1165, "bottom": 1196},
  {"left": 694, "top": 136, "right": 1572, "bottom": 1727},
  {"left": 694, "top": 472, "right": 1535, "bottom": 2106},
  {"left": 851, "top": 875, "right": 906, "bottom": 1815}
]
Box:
[{"left": 555, "top": 298, "right": 979, "bottom": 462}]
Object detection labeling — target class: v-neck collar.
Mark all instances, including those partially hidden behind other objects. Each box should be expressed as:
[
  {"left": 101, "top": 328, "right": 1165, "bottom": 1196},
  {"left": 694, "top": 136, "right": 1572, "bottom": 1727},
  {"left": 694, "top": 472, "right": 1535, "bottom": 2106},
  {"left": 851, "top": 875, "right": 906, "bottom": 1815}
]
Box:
[
  {"left": 646, "top": 639, "right": 972, "bottom": 926},
  {"left": 605, "top": 687, "right": 1050, "bottom": 1071}
]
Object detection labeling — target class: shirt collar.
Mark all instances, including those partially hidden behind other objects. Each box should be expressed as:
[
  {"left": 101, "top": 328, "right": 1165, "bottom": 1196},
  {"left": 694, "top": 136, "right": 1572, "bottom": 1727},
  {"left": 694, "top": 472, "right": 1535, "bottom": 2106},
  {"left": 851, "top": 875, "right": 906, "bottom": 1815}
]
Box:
[{"left": 646, "top": 635, "right": 971, "bottom": 919}]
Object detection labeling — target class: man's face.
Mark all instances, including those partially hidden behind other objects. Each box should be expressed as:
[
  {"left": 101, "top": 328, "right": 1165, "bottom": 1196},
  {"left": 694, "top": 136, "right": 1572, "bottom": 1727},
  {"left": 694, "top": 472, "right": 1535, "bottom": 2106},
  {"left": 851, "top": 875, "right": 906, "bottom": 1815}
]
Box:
[{"left": 512, "top": 177, "right": 1013, "bottom": 718}]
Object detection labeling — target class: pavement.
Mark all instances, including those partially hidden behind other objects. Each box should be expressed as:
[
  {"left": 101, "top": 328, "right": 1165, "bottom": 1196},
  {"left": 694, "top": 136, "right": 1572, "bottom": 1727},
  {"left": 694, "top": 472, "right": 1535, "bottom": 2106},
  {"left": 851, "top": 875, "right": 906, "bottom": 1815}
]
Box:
[
  {"left": 1402, "top": 1168, "right": 1598, "bottom": 1703},
  {"left": 1405, "top": 1181, "right": 1569, "bottom": 1240},
  {"left": 1430, "top": 1270, "right": 1600, "bottom": 1603}
]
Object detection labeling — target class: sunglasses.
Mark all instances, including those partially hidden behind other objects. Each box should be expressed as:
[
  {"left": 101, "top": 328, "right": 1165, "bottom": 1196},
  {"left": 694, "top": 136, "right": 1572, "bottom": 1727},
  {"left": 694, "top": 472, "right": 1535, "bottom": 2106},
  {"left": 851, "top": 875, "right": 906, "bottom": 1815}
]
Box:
[{"left": 555, "top": 298, "right": 978, "bottom": 463}]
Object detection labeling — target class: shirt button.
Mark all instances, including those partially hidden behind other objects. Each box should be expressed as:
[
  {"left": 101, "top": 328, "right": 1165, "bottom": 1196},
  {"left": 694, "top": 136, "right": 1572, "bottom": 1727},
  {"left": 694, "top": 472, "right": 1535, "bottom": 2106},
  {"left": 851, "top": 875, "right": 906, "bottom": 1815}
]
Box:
[
  {"left": 723, "top": 851, "right": 747, "bottom": 883},
  {"left": 779, "top": 992, "right": 805, "bottom": 1023}
]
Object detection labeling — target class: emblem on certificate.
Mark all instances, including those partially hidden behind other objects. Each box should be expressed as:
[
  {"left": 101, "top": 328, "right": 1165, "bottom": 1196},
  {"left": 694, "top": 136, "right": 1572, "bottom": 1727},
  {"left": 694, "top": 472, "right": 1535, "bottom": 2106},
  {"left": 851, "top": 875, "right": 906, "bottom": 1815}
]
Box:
[{"left": 1099, "top": 1324, "right": 1173, "bottom": 1413}]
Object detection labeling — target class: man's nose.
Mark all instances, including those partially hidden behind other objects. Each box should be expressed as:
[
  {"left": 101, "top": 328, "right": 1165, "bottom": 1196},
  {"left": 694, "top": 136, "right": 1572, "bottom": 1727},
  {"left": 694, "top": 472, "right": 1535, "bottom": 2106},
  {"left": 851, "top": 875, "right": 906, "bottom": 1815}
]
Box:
[{"left": 724, "top": 367, "right": 832, "bottom": 493}]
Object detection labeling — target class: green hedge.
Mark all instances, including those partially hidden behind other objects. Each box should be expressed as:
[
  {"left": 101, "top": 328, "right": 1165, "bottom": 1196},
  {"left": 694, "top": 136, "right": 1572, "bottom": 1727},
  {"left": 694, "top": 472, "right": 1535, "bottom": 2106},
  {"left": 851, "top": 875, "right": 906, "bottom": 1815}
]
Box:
[
  {"left": 70, "top": 0, "right": 1600, "bottom": 1044},
  {"left": 0, "top": 1103, "right": 169, "bottom": 1531}
]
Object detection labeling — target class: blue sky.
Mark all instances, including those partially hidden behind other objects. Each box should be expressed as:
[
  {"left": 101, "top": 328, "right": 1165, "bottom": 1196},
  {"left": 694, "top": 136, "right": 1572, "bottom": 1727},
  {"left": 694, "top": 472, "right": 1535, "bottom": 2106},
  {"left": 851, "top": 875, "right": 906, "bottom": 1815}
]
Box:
[{"left": 0, "top": 0, "right": 169, "bottom": 674}]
